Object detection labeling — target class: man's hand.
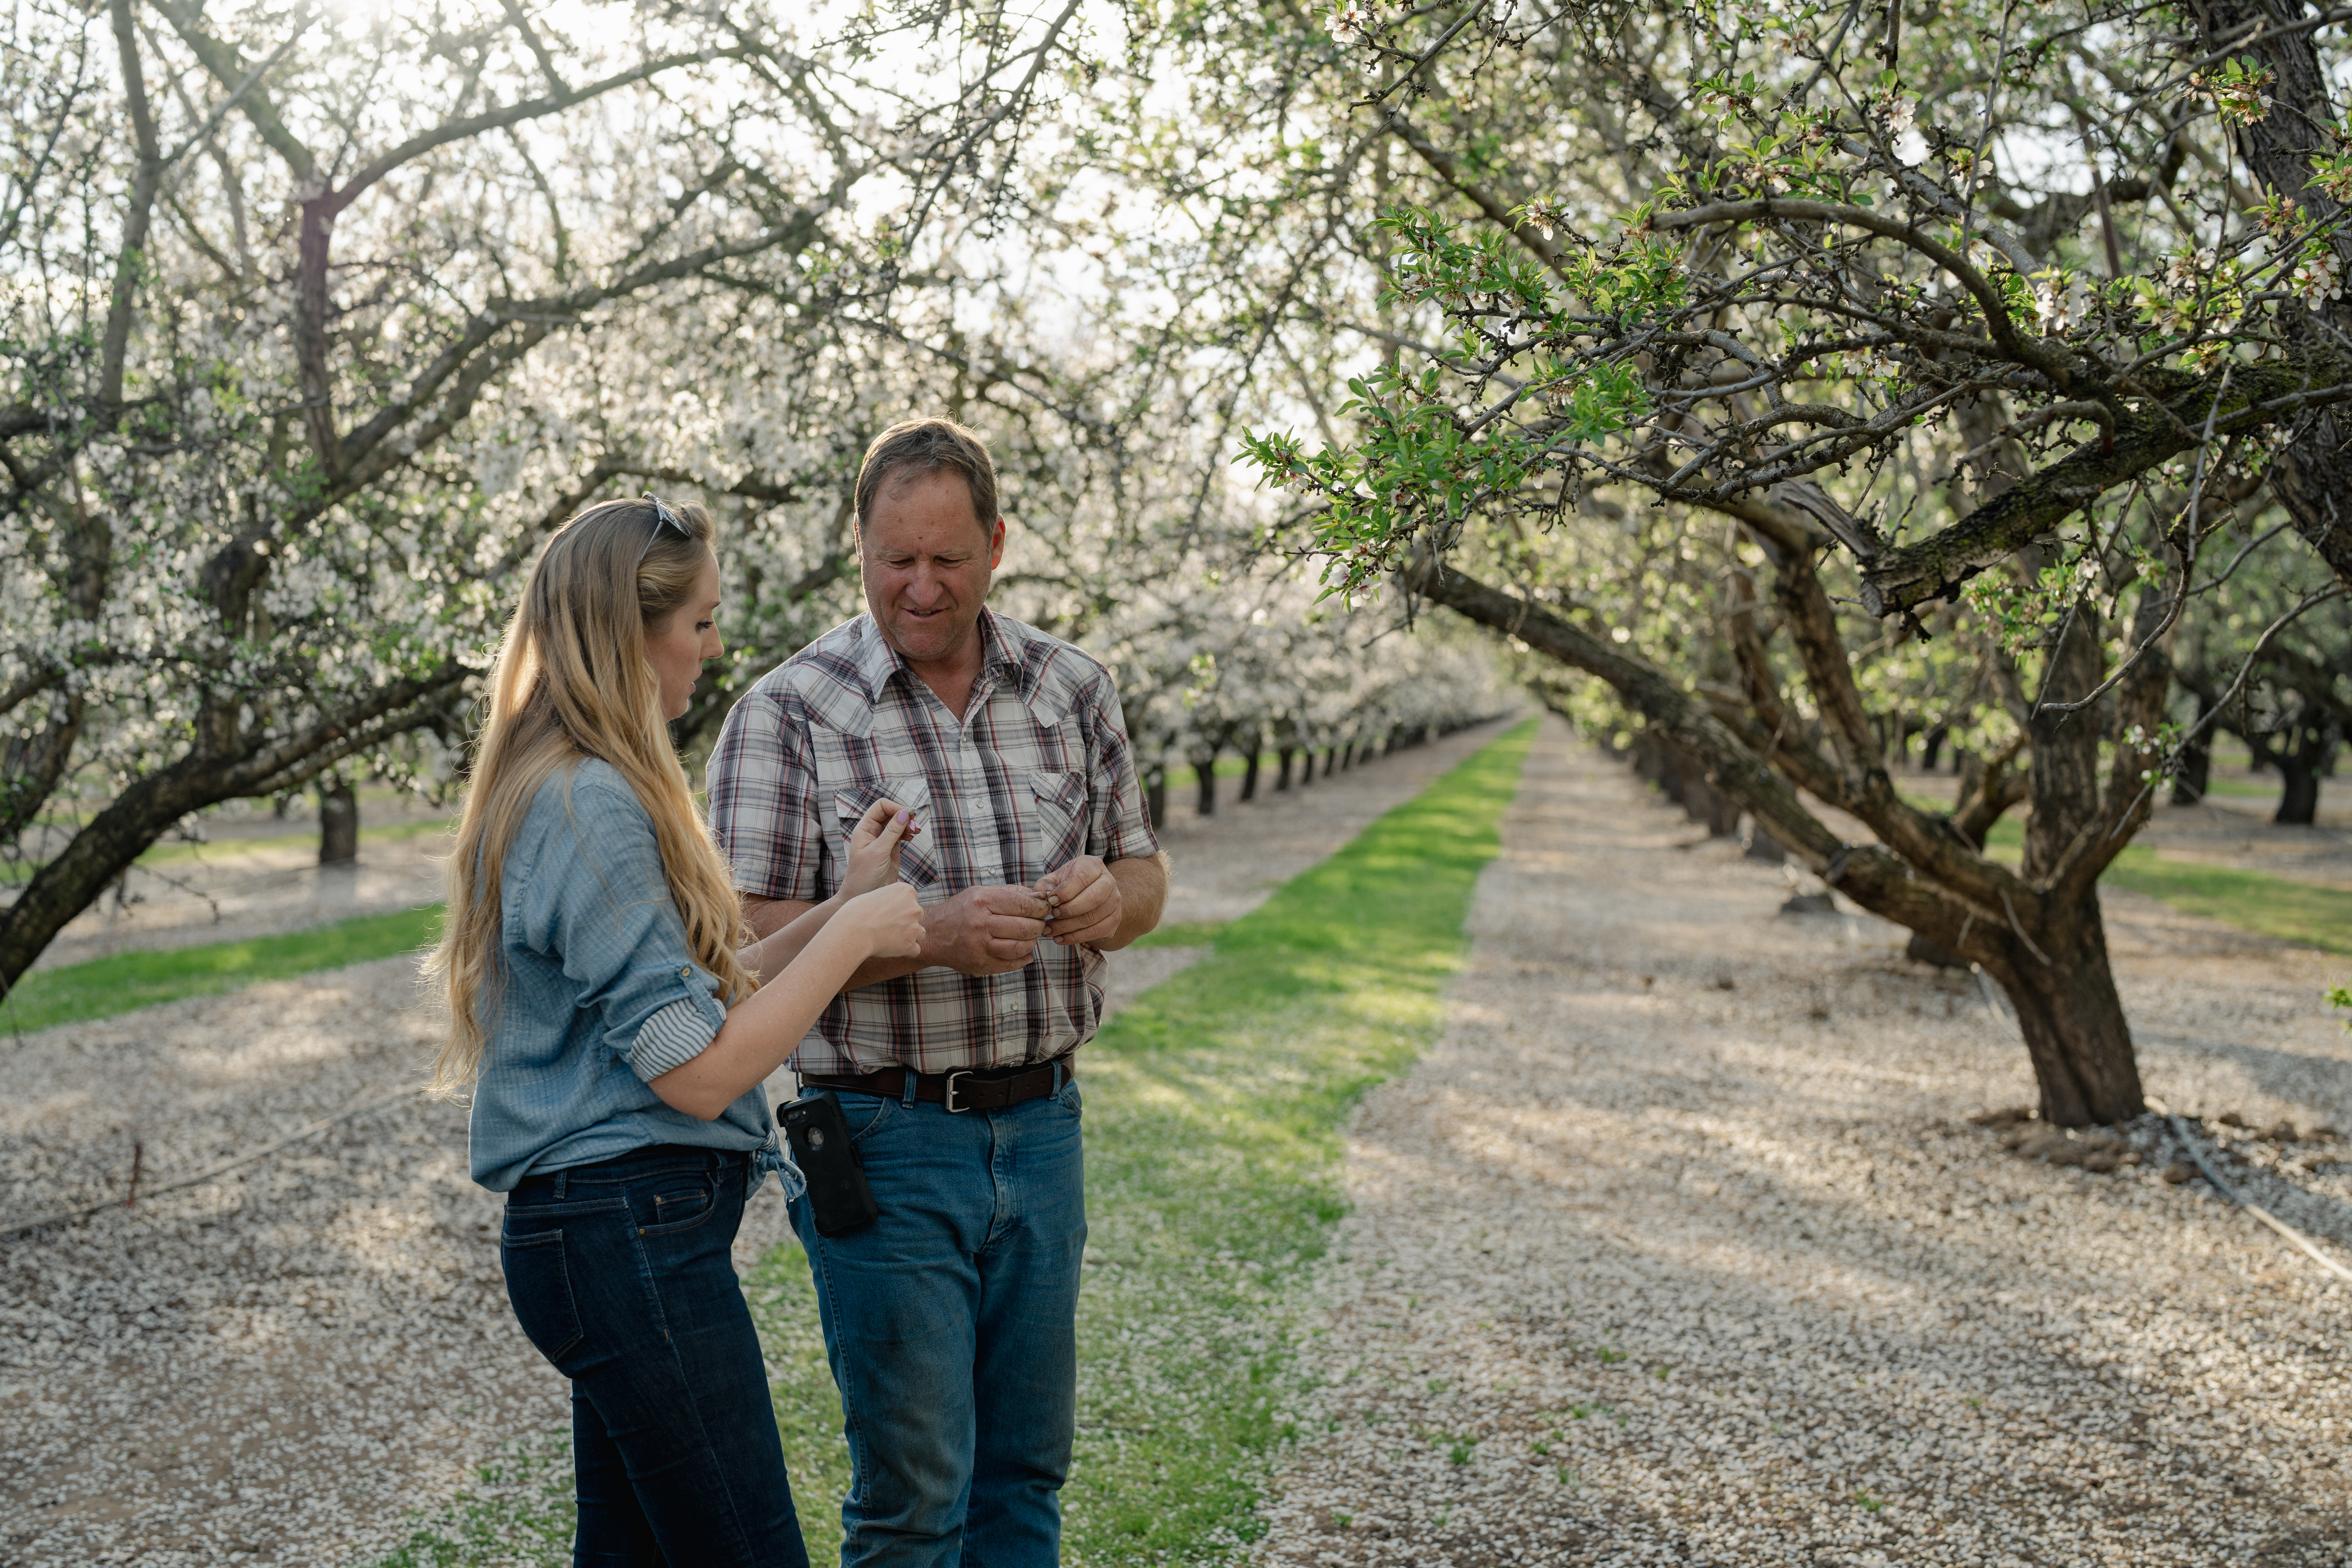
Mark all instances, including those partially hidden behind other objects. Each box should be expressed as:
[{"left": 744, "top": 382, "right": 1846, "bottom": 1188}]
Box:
[
  {"left": 1036, "top": 856, "right": 1121, "bottom": 948},
  {"left": 922, "top": 884, "right": 1053, "bottom": 975}
]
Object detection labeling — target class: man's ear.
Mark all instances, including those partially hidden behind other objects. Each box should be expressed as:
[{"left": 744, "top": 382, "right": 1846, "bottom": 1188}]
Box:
[{"left": 987, "top": 515, "right": 1007, "bottom": 570}]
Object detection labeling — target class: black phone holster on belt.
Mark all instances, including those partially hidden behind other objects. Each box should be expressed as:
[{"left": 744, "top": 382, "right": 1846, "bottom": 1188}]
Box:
[{"left": 779, "top": 1094, "right": 879, "bottom": 1236}]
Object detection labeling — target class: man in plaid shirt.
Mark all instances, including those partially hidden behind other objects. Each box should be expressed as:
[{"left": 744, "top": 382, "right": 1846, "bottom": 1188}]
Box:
[{"left": 707, "top": 417, "right": 1166, "bottom": 1566}]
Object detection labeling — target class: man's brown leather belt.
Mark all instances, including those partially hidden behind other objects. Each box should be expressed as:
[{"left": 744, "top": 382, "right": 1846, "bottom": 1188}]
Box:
[{"left": 800, "top": 1058, "right": 1073, "bottom": 1115}]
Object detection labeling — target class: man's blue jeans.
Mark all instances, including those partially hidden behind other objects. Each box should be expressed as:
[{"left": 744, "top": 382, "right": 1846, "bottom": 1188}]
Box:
[
  {"left": 501, "top": 1144, "right": 811, "bottom": 1567},
  {"left": 790, "top": 1076, "right": 1085, "bottom": 1567}
]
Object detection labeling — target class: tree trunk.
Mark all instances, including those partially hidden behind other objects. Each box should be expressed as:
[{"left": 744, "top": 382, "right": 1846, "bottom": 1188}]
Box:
[
  {"left": 2172, "top": 696, "right": 2212, "bottom": 805},
  {"left": 0, "top": 667, "right": 463, "bottom": 996},
  {"left": 1654, "top": 738, "right": 1687, "bottom": 803},
  {"left": 1194, "top": 756, "right": 1218, "bottom": 815},
  {"left": 1679, "top": 762, "right": 1740, "bottom": 836},
  {"left": 1277, "top": 747, "right": 1295, "bottom": 791},
  {"left": 1984, "top": 925, "right": 2146, "bottom": 1127},
  {"left": 2190, "top": 0, "right": 2352, "bottom": 588},
  {"left": 318, "top": 781, "right": 359, "bottom": 865},
  {"left": 1906, "top": 932, "right": 1968, "bottom": 969},
  {"left": 1239, "top": 748, "right": 1261, "bottom": 802},
  {"left": 1147, "top": 768, "right": 1167, "bottom": 830},
  {"left": 1743, "top": 817, "right": 1787, "bottom": 862},
  {"left": 1322, "top": 746, "right": 1336, "bottom": 779},
  {"left": 1998, "top": 604, "right": 2146, "bottom": 1124},
  {"left": 2276, "top": 728, "right": 2324, "bottom": 825},
  {"left": 1920, "top": 723, "right": 1947, "bottom": 773}
]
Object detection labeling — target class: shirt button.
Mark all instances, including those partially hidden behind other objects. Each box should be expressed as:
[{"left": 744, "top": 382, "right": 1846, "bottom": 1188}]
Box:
[{"left": 678, "top": 966, "right": 692, "bottom": 980}]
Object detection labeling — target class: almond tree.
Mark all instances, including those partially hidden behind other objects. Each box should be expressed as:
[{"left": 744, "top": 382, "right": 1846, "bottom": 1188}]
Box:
[
  {"left": 0, "top": 0, "right": 1090, "bottom": 991},
  {"left": 1117, "top": 0, "right": 2352, "bottom": 1122}
]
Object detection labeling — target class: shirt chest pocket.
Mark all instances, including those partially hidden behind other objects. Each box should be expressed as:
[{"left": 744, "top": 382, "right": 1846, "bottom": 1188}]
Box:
[
  {"left": 1025, "top": 769, "right": 1086, "bottom": 880},
  {"left": 832, "top": 777, "right": 944, "bottom": 891}
]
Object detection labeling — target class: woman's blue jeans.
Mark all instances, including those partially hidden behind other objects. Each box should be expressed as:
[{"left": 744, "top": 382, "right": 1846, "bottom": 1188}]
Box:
[
  {"left": 791, "top": 1077, "right": 1086, "bottom": 1568},
  {"left": 501, "top": 1144, "right": 809, "bottom": 1568}
]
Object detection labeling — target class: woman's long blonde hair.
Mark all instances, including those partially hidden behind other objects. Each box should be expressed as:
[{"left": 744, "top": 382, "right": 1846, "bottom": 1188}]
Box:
[{"left": 428, "top": 497, "right": 755, "bottom": 1092}]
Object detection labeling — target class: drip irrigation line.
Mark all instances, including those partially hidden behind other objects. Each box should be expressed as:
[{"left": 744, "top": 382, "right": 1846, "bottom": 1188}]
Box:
[
  {"left": 2165, "top": 1111, "right": 2352, "bottom": 1286},
  {"left": 2, "top": 1086, "right": 421, "bottom": 1241}
]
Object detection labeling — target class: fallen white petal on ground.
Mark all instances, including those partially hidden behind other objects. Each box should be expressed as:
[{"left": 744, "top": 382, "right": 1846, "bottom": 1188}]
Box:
[
  {"left": 0, "top": 961, "right": 546, "bottom": 1567},
  {"left": 1254, "top": 718, "right": 2351, "bottom": 1568}
]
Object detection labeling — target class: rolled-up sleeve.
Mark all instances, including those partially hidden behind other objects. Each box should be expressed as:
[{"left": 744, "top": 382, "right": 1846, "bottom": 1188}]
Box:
[
  {"left": 708, "top": 690, "right": 827, "bottom": 903},
  {"left": 515, "top": 771, "right": 730, "bottom": 1083},
  {"left": 1084, "top": 678, "right": 1160, "bottom": 863}
]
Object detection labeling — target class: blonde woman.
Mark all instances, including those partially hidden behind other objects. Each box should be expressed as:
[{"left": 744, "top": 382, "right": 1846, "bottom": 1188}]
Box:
[{"left": 432, "top": 496, "right": 923, "bottom": 1567}]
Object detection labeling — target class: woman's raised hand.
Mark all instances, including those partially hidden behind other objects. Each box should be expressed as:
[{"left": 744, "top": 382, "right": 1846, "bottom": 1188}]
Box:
[
  {"left": 840, "top": 882, "right": 925, "bottom": 960},
  {"left": 843, "top": 797, "right": 920, "bottom": 896}
]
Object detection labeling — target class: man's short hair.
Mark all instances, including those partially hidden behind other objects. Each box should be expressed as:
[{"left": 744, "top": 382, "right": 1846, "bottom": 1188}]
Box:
[{"left": 855, "top": 418, "right": 1000, "bottom": 535}]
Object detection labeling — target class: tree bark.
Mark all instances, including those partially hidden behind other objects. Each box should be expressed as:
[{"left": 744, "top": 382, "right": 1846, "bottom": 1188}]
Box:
[
  {"left": 2189, "top": 0, "right": 2352, "bottom": 588},
  {"left": 2172, "top": 695, "right": 2213, "bottom": 805},
  {"left": 0, "top": 668, "right": 463, "bottom": 995},
  {"left": 1277, "top": 746, "right": 1295, "bottom": 791},
  {"left": 2274, "top": 725, "right": 2326, "bottom": 825},
  {"left": 1675, "top": 747, "right": 1741, "bottom": 835},
  {"left": 1983, "top": 923, "right": 2146, "bottom": 1127},
  {"left": 1147, "top": 767, "right": 1167, "bottom": 828},
  {"left": 319, "top": 781, "right": 358, "bottom": 864},
  {"left": 1239, "top": 748, "right": 1261, "bottom": 802},
  {"left": 2006, "top": 604, "right": 2148, "bottom": 1122},
  {"left": 1193, "top": 756, "right": 1218, "bottom": 815}
]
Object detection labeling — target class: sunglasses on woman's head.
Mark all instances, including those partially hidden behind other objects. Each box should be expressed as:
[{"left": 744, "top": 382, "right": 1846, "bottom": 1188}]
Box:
[{"left": 638, "top": 495, "right": 692, "bottom": 562}]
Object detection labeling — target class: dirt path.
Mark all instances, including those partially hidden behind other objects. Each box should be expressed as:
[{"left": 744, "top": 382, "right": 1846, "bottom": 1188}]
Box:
[
  {"left": 0, "top": 721, "right": 1514, "bottom": 1567},
  {"left": 1254, "top": 716, "right": 2351, "bottom": 1566}
]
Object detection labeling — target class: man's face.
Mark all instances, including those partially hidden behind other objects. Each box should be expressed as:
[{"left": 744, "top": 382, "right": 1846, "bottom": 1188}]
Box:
[{"left": 859, "top": 469, "right": 1005, "bottom": 668}]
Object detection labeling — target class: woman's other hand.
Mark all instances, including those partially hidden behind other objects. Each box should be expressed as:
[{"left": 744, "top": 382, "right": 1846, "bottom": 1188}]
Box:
[
  {"left": 841, "top": 883, "right": 925, "bottom": 960},
  {"left": 843, "top": 798, "right": 919, "bottom": 895}
]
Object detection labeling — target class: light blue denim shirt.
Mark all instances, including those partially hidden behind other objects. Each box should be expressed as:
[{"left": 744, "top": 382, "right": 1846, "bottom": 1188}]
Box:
[{"left": 467, "top": 757, "right": 797, "bottom": 1196}]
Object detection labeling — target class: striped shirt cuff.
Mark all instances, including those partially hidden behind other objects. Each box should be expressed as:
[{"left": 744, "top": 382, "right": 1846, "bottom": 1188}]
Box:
[{"left": 630, "top": 996, "right": 722, "bottom": 1082}]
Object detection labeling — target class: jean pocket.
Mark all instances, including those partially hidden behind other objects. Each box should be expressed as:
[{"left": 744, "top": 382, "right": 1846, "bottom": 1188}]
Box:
[
  {"left": 641, "top": 1181, "right": 717, "bottom": 1235},
  {"left": 1058, "top": 1081, "right": 1083, "bottom": 1116},
  {"left": 833, "top": 1092, "right": 897, "bottom": 1146},
  {"left": 499, "top": 1228, "right": 584, "bottom": 1366}
]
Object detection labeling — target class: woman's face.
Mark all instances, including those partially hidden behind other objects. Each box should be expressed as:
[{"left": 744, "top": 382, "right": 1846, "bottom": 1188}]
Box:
[{"left": 644, "top": 549, "right": 723, "bottom": 721}]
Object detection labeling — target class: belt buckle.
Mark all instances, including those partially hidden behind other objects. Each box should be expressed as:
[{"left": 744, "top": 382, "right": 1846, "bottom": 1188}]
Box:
[{"left": 943, "top": 1070, "right": 974, "bottom": 1114}]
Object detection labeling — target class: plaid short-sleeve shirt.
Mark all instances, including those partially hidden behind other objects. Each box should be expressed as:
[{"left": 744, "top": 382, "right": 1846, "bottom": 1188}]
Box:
[{"left": 706, "top": 609, "right": 1160, "bottom": 1076}]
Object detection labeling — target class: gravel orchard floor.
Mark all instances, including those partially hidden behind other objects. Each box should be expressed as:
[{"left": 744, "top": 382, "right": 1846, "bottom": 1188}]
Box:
[
  {"left": 6, "top": 715, "right": 2345, "bottom": 1565},
  {"left": 0, "top": 725, "right": 1508, "bottom": 1567},
  {"left": 1253, "top": 718, "right": 2352, "bottom": 1567}
]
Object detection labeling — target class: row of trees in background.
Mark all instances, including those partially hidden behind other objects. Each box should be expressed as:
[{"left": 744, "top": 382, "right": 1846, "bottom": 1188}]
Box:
[
  {"left": 1113, "top": 0, "right": 2352, "bottom": 1125},
  {"left": 12, "top": 0, "right": 2350, "bottom": 1123},
  {"left": 0, "top": 0, "right": 1503, "bottom": 993}
]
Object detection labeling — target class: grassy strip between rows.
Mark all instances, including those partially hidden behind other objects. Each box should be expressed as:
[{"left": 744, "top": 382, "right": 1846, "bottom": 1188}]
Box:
[
  {"left": 380, "top": 718, "right": 1537, "bottom": 1565},
  {"left": 1129, "top": 918, "right": 1232, "bottom": 950},
  {"left": 3, "top": 904, "right": 447, "bottom": 1035}
]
